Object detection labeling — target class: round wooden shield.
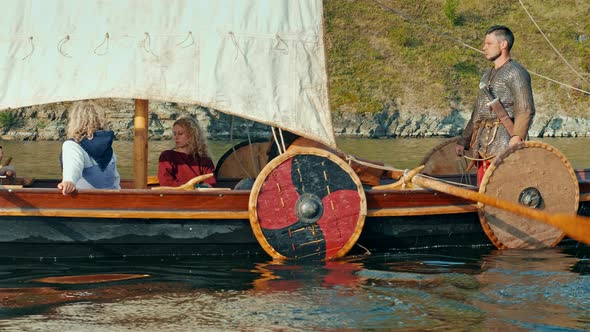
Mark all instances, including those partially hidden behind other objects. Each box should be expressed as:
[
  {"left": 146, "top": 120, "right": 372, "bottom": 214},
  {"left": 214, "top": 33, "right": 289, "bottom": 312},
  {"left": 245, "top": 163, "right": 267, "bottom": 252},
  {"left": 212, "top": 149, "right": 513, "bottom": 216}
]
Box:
[
  {"left": 214, "top": 139, "right": 271, "bottom": 181},
  {"left": 478, "top": 141, "right": 579, "bottom": 249},
  {"left": 420, "top": 137, "right": 475, "bottom": 176},
  {"left": 249, "top": 147, "right": 367, "bottom": 260}
]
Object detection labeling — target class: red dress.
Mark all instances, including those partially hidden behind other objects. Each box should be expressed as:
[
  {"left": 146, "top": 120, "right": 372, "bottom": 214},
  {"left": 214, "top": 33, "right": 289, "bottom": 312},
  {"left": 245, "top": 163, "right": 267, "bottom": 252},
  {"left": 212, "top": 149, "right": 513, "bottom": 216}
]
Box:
[{"left": 158, "top": 150, "right": 216, "bottom": 187}]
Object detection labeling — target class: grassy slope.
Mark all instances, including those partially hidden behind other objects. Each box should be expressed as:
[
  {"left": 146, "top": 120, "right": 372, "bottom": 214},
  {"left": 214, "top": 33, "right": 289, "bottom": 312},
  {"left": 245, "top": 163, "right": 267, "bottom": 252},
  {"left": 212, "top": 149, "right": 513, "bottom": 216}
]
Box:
[{"left": 324, "top": 0, "right": 590, "bottom": 117}]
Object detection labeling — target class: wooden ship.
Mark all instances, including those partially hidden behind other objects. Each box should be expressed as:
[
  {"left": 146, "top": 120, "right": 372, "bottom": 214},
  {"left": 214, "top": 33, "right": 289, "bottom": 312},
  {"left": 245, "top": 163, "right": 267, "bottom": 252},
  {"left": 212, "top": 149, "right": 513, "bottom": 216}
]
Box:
[{"left": 1, "top": 0, "right": 589, "bottom": 260}]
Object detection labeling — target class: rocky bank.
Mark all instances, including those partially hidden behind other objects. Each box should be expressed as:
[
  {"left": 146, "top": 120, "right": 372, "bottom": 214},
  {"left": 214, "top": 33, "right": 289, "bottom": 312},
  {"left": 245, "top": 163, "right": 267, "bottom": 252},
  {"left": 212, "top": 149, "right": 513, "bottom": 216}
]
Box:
[{"left": 1, "top": 99, "right": 589, "bottom": 141}]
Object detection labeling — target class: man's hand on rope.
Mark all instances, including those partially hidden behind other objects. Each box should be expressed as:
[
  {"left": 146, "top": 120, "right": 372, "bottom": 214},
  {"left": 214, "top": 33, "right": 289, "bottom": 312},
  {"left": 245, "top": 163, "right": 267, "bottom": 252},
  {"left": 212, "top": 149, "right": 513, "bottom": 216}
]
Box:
[{"left": 509, "top": 135, "right": 523, "bottom": 147}]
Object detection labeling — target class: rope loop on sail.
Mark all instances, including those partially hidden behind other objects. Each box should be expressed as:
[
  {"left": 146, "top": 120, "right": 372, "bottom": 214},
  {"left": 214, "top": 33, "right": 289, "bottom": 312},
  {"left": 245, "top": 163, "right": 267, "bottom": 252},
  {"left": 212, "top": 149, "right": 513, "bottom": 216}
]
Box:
[
  {"left": 142, "top": 32, "right": 159, "bottom": 58},
  {"left": 273, "top": 34, "right": 289, "bottom": 54},
  {"left": 94, "top": 33, "right": 110, "bottom": 56},
  {"left": 57, "top": 35, "right": 72, "bottom": 58},
  {"left": 176, "top": 31, "right": 195, "bottom": 48},
  {"left": 228, "top": 31, "right": 246, "bottom": 60},
  {"left": 21, "top": 37, "right": 34, "bottom": 60}
]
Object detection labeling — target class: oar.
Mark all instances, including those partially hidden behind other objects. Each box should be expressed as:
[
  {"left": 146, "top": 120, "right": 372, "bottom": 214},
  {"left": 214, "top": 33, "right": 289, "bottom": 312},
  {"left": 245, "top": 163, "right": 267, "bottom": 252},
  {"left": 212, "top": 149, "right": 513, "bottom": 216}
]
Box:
[
  {"left": 407, "top": 171, "right": 590, "bottom": 246},
  {"left": 151, "top": 173, "right": 214, "bottom": 191}
]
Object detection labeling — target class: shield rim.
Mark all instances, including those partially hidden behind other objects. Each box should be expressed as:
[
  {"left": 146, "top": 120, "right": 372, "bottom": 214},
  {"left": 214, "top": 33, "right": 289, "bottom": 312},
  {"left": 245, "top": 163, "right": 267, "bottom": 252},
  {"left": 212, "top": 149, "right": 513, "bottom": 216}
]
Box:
[
  {"left": 248, "top": 146, "right": 367, "bottom": 260},
  {"left": 478, "top": 141, "right": 580, "bottom": 249}
]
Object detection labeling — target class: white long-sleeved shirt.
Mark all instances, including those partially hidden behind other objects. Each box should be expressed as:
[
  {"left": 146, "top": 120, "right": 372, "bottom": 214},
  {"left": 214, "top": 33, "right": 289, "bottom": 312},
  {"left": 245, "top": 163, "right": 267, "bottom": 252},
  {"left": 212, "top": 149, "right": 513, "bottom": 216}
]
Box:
[{"left": 61, "top": 140, "right": 121, "bottom": 189}]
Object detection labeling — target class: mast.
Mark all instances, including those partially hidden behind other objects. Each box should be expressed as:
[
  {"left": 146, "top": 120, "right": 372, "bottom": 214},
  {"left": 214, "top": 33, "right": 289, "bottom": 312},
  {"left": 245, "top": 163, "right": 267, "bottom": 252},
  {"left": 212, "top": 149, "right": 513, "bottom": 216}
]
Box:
[{"left": 133, "top": 99, "right": 148, "bottom": 189}]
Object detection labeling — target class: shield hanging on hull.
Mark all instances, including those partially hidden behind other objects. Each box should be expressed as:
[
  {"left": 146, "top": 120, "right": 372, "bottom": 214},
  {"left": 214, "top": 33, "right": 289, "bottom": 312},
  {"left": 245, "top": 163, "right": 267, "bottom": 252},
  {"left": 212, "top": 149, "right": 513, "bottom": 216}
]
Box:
[
  {"left": 478, "top": 141, "right": 579, "bottom": 249},
  {"left": 249, "top": 147, "right": 366, "bottom": 260}
]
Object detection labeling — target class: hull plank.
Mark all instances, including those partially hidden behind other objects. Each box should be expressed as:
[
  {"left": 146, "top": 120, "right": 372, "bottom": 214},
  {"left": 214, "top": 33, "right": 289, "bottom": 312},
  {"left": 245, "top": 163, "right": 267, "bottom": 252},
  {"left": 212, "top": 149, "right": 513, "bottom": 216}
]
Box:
[
  {"left": 0, "top": 214, "right": 489, "bottom": 258},
  {"left": 0, "top": 216, "right": 254, "bottom": 244},
  {"left": 1, "top": 170, "right": 589, "bottom": 258},
  {"left": 359, "top": 214, "right": 489, "bottom": 249},
  {"left": 0, "top": 188, "right": 250, "bottom": 211}
]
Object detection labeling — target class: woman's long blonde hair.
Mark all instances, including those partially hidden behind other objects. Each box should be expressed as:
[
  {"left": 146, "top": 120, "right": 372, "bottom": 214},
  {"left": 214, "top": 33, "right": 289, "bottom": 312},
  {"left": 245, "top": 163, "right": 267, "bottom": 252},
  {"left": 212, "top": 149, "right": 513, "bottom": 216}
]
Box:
[
  {"left": 174, "top": 117, "right": 210, "bottom": 158},
  {"left": 67, "top": 101, "right": 108, "bottom": 142}
]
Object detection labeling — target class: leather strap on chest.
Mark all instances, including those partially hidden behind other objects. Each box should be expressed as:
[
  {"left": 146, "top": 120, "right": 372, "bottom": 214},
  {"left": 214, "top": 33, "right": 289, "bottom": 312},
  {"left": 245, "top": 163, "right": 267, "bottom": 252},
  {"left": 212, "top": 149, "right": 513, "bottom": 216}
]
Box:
[{"left": 480, "top": 88, "right": 515, "bottom": 137}]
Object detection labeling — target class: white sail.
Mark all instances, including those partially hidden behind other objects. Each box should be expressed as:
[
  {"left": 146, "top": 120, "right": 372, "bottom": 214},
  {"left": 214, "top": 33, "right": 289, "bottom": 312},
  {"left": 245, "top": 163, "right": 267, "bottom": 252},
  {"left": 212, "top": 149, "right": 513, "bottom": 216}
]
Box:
[{"left": 0, "top": 0, "right": 336, "bottom": 146}]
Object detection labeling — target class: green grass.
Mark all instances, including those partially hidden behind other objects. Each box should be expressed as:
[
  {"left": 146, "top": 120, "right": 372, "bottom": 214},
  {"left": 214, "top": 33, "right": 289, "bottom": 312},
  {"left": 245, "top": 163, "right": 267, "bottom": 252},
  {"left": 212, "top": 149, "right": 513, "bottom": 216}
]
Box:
[
  {"left": 324, "top": 0, "right": 590, "bottom": 115},
  {"left": 0, "top": 111, "right": 21, "bottom": 130}
]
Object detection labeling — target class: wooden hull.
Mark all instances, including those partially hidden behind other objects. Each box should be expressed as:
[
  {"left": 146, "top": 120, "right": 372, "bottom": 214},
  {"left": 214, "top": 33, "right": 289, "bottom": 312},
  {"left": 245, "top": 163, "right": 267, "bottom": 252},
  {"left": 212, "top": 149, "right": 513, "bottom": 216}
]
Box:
[
  {"left": 1, "top": 171, "right": 589, "bottom": 259},
  {"left": 0, "top": 213, "right": 489, "bottom": 259}
]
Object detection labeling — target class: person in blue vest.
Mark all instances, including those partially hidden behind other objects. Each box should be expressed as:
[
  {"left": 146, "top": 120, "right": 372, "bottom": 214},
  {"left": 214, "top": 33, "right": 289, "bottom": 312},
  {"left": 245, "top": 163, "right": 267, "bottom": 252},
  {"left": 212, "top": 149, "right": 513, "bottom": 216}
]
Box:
[
  {"left": 0, "top": 146, "right": 16, "bottom": 178},
  {"left": 58, "top": 101, "right": 120, "bottom": 195}
]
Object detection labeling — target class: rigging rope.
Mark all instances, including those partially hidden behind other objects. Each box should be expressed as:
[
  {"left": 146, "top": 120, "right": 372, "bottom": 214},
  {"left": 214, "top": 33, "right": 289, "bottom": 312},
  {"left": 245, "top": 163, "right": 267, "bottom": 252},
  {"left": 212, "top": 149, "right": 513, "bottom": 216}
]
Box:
[
  {"left": 278, "top": 128, "right": 286, "bottom": 154},
  {"left": 456, "top": 158, "right": 472, "bottom": 185},
  {"left": 463, "top": 154, "right": 495, "bottom": 162},
  {"left": 518, "top": 0, "right": 590, "bottom": 88},
  {"left": 271, "top": 127, "right": 285, "bottom": 155},
  {"left": 371, "top": 0, "right": 590, "bottom": 95}
]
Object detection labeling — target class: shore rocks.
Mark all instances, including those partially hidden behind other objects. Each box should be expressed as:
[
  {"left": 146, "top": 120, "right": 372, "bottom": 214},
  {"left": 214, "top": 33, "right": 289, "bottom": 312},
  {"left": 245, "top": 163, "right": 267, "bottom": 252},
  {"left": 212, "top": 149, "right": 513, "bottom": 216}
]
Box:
[{"left": 1, "top": 99, "right": 589, "bottom": 141}]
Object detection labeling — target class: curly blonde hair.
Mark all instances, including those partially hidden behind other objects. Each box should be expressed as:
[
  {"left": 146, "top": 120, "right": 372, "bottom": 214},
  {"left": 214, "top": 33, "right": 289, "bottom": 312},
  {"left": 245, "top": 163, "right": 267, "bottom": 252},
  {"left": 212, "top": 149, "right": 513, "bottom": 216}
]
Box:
[
  {"left": 67, "top": 101, "right": 108, "bottom": 142},
  {"left": 173, "top": 117, "right": 210, "bottom": 158}
]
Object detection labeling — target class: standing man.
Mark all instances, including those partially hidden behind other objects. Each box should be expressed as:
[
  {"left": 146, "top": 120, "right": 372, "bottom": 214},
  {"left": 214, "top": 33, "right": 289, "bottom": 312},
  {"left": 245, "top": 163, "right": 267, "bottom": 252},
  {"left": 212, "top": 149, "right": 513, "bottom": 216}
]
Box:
[{"left": 455, "top": 25, "right": 535, "bottom": 185}]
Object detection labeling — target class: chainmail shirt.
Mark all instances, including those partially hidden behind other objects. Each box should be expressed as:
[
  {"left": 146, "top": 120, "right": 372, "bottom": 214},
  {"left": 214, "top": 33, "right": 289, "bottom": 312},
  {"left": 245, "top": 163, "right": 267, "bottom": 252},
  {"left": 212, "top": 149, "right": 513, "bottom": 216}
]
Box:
[{"left": 458, "top": 59, "right": 535, "bottom": 158}]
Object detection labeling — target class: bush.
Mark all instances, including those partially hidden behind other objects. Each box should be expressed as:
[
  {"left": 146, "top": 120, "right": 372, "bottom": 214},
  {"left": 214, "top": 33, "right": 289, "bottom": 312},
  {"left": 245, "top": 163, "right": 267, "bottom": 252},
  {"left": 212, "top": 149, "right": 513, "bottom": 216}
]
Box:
[
  {"left": 0, "top": 111, "right": 22, "bottom": 130},
  {"left": 444, "top": 0, "right": 462, "bottom": 26}
]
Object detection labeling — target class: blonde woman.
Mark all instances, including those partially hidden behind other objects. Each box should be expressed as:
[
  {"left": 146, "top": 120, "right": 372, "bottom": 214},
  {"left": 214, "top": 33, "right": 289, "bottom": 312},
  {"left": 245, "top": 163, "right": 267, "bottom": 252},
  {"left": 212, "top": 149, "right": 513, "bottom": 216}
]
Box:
[
  {"left": 158, "top": 116, "right": 216, "bottom": 187},
  {"left": 58, "top": 101, "right": 121, "bottom": 195}
]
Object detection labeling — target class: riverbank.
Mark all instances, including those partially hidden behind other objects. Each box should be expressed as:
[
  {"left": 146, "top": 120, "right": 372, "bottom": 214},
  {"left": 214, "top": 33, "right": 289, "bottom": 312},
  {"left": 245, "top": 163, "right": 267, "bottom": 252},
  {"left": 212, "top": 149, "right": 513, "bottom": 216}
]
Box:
[
  {"left": 2, "top": 2, "right": 589, "bottom": 141},
  {"left": 1, "top": 99, "right": 589, "bottom": 141}
]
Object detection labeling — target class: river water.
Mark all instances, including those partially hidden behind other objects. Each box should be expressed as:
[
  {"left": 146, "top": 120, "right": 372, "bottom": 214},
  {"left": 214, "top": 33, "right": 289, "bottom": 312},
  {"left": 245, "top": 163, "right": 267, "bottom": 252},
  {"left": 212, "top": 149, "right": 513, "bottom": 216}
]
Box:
[
  {"left": 3, "top": 137, "right": 590, "bottom": 178},
  {"left": 1, "top": 137, "right": 589, "bottom": 331}
]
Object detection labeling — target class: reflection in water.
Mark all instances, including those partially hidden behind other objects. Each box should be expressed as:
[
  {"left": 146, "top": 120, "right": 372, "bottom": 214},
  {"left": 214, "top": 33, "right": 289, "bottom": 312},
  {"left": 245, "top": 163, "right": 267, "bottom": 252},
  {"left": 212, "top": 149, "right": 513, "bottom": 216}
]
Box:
[
  {"left": 473, "top": 249, "right": 590, "bottom": 330},
  {"left": 0, "top": 247, "right": 588, "bottom": 330},
  {"left": 1, "top": 137, "right": 589, "bottom": 329},
  {"left": 32, "top": 273, "right": 150, "bottom": 284},
  {"left": 251, "top": 259, "right": 365, "bottom": 293}
]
